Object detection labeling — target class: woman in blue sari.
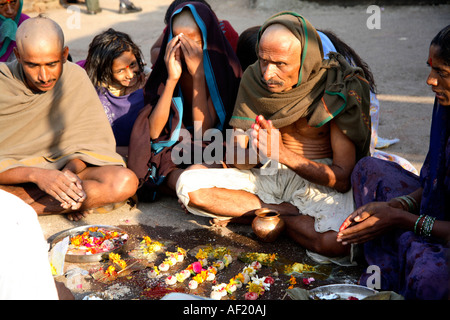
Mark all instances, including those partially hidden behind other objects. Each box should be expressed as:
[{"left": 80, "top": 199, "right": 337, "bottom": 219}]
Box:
[
  {"left": 338, "top": 25, "right": 450, "bottom": 299},
  {"left": 127, "top": 2, "right": 241, "bottom": 201},
  {"left": 0, "top": 0, "right": 29, "bottom": 62}
]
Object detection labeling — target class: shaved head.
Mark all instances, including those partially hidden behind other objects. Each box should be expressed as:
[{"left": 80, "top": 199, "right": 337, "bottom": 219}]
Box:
[
  {"left": 257, "top": 23, "right": 302, "bottom": 92},
  {"left": 15, "top": 15, "right": 65, "bottom": 56},
  {"left": 260, "top": 23, "right": 301, "bottom": 55},
  {"left": 13, "top": 15, "right": 69, "bottom": 92}
]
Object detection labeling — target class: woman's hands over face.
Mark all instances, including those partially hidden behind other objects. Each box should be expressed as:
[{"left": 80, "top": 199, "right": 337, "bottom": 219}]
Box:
[
  {"left": 165, "top": 33, "right": 203, "bottom": 80},
  {"left": 165, "top": 34, "right": 183, "bottom": 81},
  {"left": 178, "top": 33, "right": 203, "bottom": 76}
]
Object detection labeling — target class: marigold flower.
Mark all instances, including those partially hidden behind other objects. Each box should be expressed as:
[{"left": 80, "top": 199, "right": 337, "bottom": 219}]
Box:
[
  {"left": 288, "top": 275, "right": 297, "bottom": 289},
  {"left": 105, "top": 265, "right": 116, "bottom": 276},
  {"left": 195, "top": 249, "right": 208, "bottom": 260}
]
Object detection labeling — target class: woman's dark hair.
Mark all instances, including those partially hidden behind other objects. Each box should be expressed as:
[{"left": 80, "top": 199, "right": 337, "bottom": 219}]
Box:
[
  {"left": 319, "top": 29, "right": 377, "bottom": 93},
  {"left": 236, "top": 26, "right": 377, "bottom": 93},
  {"left": 430, "top": 24, "right": 450, "bottom": 66},
  {"left": 164, "top": 0, "right": 211, "bottom": 25},
  {"left": 85, "top": 28, "right": 144, "bottom": 87}
]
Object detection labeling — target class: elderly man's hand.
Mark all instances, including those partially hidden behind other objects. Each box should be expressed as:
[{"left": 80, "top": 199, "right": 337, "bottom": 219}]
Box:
[{"left": 250, "top": 115, "right": 285, "bottom": 161}]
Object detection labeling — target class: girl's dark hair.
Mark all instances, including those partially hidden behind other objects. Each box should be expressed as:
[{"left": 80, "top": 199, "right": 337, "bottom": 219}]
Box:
[
  {"left": 85, "top": 28, "right": 144, "bottom": 87},
  {"left": 319, "top": 29, "right": 377, "bottom": 93},
  {"left": 430, "top": 24, "right": 450, "bottom": 66},
  {"left": 164, "top": 0, "right": 211, "bottom": 25}
]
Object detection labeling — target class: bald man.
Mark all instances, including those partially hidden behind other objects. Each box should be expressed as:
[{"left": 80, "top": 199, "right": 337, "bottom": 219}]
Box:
[
  {"left": 0, "top": 16, "right": 139, "bottom": 221},
  {"left": 176, "top": 12, "right": 371, "bottom": 263}
]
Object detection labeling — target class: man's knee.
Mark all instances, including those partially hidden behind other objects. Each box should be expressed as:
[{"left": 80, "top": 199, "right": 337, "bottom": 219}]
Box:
[{"left": 108, "top": 168, "right": 139, "bottom": 198}]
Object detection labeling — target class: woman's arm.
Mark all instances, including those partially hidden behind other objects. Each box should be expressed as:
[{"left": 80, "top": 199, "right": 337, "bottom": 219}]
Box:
[{"left": 148, "top": 36, "right": 183, "bottom": 139}]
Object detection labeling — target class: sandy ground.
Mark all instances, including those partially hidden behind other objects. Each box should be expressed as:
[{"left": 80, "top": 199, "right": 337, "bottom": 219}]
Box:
[{"left": 19, "top": 0, "right": 450, "bottom": 300}]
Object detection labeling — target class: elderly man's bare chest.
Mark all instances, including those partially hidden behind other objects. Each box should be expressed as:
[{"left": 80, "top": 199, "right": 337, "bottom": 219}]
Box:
[{"left": 279, "top": 118, "right": 332, "bottom": 159}]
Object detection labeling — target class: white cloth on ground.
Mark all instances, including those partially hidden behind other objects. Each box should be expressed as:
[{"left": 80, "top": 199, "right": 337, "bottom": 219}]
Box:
[{"left": 0, "top": 190, "right": 59, "bottom": 300}]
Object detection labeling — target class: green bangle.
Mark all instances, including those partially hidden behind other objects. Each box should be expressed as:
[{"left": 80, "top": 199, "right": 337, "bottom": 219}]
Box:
[
  {"left": 404, "top": 195, "right": 419, "bottom": 213},
  {"left": 414, "top": 215, "right": 424, "bottom": 234},
  {"left": 396, "top": 195, "right": 418, "bottom": 213},
  {"left": 395, "top": 196, "right": 408, "bottom": 211},
  {"left": 420, "top": 215, "right": 436, "bottom": 237}
]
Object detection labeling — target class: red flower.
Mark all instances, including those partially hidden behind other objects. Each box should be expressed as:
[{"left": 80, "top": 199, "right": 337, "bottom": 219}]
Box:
[
  {"left": 302, "top": 277, "right": 315, "bottom": 286},
  {"left": 192, "top": 261, "right": 204, "bottom": 274},
  {"left": 264, "top": 276, "right": 275, "bottom": 285},
  {"left": 244, "top": 292, "right": 259, "bottom": 300}
]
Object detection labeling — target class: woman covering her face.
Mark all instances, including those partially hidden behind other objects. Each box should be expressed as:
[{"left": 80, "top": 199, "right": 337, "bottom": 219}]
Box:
[{"left": 127, "top": 2, "right": 242, "bottom": 201}]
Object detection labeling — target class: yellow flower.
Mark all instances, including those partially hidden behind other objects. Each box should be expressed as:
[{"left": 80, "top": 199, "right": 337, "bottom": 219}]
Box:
[
  {"left": 234, "top": 273, "right": 245, "bottom": 283},
  {"left": 142, "top": 236, "right": 152, "bottom": 246},
  {"left": 247, "top": 282, "right": 264, "bottom": 295},
  {"left": 192, "top": 273, "right": 204, "bottom": 284},
  {"left": 195, "top": 249, "right": 208, "bottom": 260},
  {"left": 109, "top": 252, "right": 127, "bottom": 270},
  {"left": 105, "top": 265, "right": 116, "bottom": 276}
]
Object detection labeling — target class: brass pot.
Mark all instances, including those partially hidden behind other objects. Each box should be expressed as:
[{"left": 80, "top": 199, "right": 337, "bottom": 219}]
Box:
[{"left": 251, "top": 208, "right": 285, "bottom": 242}]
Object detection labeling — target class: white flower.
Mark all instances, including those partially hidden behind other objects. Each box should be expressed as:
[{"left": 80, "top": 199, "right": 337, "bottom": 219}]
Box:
[
  {"left": 210, "top": 291, "right": 222, "bottom": 300},
  {"left": 188, "top": 280, "right": 198, "bottom": 290},
  {"left": 165, "top": 276, "right": 176, "bottom": 286},
  {"left": 206, "top": 272, "right": 215, "bottom": 281}
]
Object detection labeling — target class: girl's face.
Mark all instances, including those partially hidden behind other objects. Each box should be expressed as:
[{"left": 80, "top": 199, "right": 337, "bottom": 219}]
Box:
[{"left": 111, "top": 50, "right": 140, "bottom": 88}]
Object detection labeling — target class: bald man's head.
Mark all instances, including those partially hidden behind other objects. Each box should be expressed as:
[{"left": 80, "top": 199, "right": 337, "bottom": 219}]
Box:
[
  {"left": 14, "top": 16, "right": 69, "bottom": 92},
  {"left": 15, "top": 15, "right": 65, "bottom": 55},
  {"left": 258, "top": 23, "right": 302, "bottom": 93}
]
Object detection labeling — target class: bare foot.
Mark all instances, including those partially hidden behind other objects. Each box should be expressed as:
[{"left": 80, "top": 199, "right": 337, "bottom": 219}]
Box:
[
  {"left": 178, "top": 198, "right": 190, "bottom": 214},
  {"left": 66, "top": 209, "right": 91, "bottom": 221},
  {"left": 209, "top": 218, "right": 232, "bottom": 227}
]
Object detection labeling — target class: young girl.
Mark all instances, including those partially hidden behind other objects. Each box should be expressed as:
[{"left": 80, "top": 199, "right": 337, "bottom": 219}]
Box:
[{"left": 84, "top": 28, "right": 149, "bottom": 158}]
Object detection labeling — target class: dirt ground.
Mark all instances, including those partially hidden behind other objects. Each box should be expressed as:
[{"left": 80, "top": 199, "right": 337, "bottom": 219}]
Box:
[{"left": 25, "top": 0, "right": 450, "bottom": 302}]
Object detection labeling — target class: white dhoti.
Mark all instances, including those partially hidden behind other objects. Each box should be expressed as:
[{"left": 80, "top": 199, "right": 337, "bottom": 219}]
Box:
[
  {"left": 176, "top": 159, "right": 358, "bottom": 265},
  {"left": 177, "top": 159, "right": 355, "bottom": 232}
]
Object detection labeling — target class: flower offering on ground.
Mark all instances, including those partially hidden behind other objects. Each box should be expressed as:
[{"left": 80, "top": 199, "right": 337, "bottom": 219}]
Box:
[{"left": 67, "top": 227, "right": 128, "bottom": 255}]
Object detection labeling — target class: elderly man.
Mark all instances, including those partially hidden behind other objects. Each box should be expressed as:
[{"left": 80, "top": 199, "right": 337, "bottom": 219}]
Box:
[
  {"left": 176, "top": 12, "right": 371, "bottom": 263},
  {"left": 0, "top": 16, "right": 138, "bottom": 221}
]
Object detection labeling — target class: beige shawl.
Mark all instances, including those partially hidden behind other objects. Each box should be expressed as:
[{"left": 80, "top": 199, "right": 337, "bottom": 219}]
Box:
[{"left": 0, "top": 60, "right": 125, "bottom": 173}]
